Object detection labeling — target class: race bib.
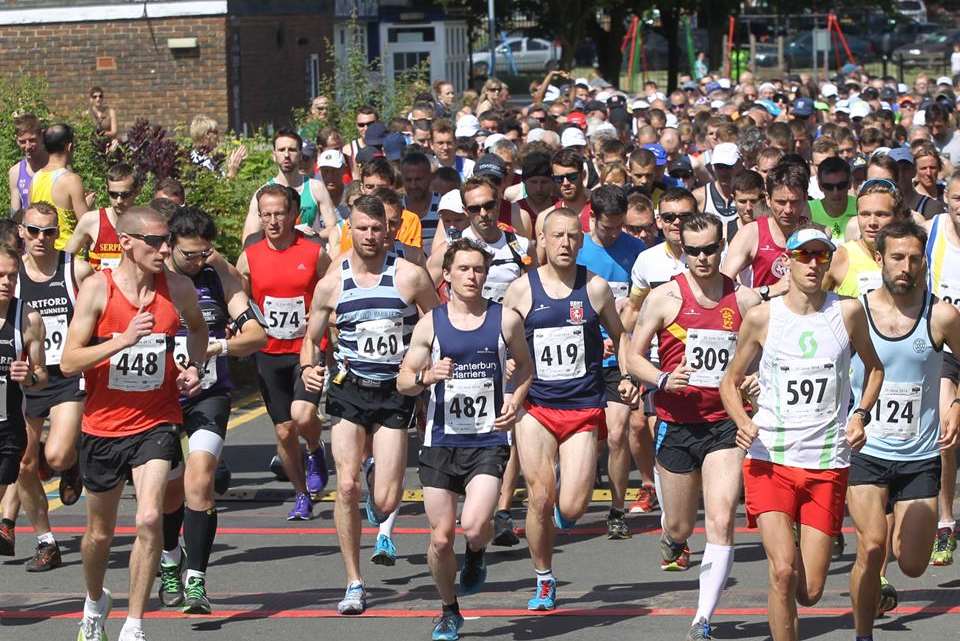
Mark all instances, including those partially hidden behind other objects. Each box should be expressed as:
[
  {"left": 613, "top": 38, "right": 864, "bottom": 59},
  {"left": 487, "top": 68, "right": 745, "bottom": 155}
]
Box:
[
  {"left": 685, "top": 329, "right": 736, "bottom": 388},
  {"left": 0, "top": 379, "right": 7, "bottom": 421},
  {"left": 42, "top": 314, "right": 68, "bottom": 366},
  {"left": 263, "top": 296, "right": 306, "bottom": 340},
  {"left": 108, "top": 333, "right": 167, "bottom": 392},
  {"left": 356, "top": 318, "right": 404, "bottom": 362},
  {"left": 870, "top": 381, "right": 922, "bottom": 440},
  {"left": 482, "top": 281, "right": 510, "bottom": 304},
  {"left": 534, "top": 325, "right": 586, "bottom": 381},
  {"left": 776, "top": 359, "right": 837, "bottom": 427},
  {"left": 858, "top": 271, "right": 882, "bottom": 296},
  {"left": 443, "top": 377, "right": 495, "bottom": 434},
  {"left": 610, "top": 281, "right": 630, "bottom": 301},
  {"left": 99, "top": 256, "right": 121, "bottom": 270},
  {"left": 173, "top": 336, "right": 218, "bottom": 390}
]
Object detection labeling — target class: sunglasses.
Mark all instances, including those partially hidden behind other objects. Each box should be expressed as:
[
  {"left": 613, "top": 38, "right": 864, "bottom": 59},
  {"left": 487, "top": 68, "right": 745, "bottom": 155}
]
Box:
[
  {"left": 624, "top": 223, "right": 657, "bottom": 236},
  {"left": 23, "top": 224, "right": 59, "bottom": 238},
  {"left": 177, "top": 246, "right": 214, "bottom": 260},
  {"left": 820, "top": 181, "right": 849, "bottom": 192},
  {"left": 488, "top": 87, "right": 503, "bottom": 92},
  {"left": 108, "top": 190, "right": 135, "bottom": 199},
  {"left": 552, "top": 172, "right": 580, "bottom": 184},
  {"left": 125, "top": 233, "right": 170, "bottom": 250},
  {"left": 356, "top": 121, "right": 374, "bottom": 128},
  {"left": 465, "top": 200, "right": 498, "bottom": 215},
  {"left": 659, "top": 211, "right": 695, "bottom": 224},
  {"left": 683, "top": 242, "right": 722, "bottom": 257},
  {"left": 91, "top": 94, "right": 103, "bottom": 99},
  {"left": 790, "top": 249, "right": 832, "bottom": 265}
]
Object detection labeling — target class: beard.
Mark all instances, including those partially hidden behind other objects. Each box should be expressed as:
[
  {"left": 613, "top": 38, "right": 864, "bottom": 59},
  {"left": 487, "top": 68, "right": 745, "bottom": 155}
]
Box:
[{"left": 881, "top": 270, "right": 914, "bottom": 295}]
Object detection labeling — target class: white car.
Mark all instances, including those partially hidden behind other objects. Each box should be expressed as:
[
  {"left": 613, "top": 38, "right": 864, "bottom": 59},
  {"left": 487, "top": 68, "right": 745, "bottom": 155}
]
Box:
[
  {"left": 472, "top": 37, "right": 562, "bottom": 76},
  {"left": 896, "top": 0, "right": 928, "bottom": 24}
]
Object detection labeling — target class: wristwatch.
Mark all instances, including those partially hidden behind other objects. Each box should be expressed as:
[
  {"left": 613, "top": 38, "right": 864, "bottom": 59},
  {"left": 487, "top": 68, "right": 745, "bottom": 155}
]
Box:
[
  {"left": 852, "top": 407, "right": 871, "bottom": 426},
  {"left": 759, "top": 285, "right": 771, "bottom": 302},
  {"left": 415, "top": 369, "right": 425, "bottom": 387}
]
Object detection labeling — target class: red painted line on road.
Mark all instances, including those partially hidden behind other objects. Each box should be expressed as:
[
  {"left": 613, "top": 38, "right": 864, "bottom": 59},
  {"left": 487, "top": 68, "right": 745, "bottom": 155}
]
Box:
[{"left": 2, "top": 605, "right": 960, "bottom": 620}]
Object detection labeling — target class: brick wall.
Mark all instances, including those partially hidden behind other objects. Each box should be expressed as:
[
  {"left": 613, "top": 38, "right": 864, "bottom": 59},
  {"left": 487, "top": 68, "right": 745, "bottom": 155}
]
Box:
[{"left": 0, "top": 16, "right": 229, "bottom": 133}]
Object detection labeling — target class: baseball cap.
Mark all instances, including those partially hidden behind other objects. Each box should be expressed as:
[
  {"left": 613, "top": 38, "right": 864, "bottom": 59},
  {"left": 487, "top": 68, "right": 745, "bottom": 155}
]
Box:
[
  {"left": 899, "top": 95, "right": 916, "bottom": 106},
  {"left": 438, "top": 190, "right": 464, "bottom": 215},
  {"left": 543, "top": 84, "right": 561, "bottom": 103},
  {"left": 717, "top": 78, "right": 731, "bottom": 89},
  {"left": 710, "top": 99, "right": 725, "bottom": 110},
  {"left": 898, "top": 83, "right": 909, "bottom": 95},
  {"left": 880, "top": 86, "right": 897, "bottom": 102},
  {"left": 474, "top": 153, "right": 507, "bottom": 181},
  {"left": 382, "top": 132, "right": 406, "bottom": 161},
  {"left": 757, "top": 99, "right": 782, "bottom": 117},
  {"left": 850, "top": 101, "right": 872, "bottom": 119},
  {"left": 363, "top": 122, "right": 387, "bottom": 147},
  {"left": 938, "top": 76, "right": 953, "bottom": 86},
  {"left": 300, "top": 141, "right": 317, "bottom": 159},
  {"left": 483, "top": 133, "right": 507, "bottom": 150},
  {"left": 834, "top": 99, "right": 851, "bottom": 115},
  {"left": 664, "top": 113, "right": 679, "bottom": 128},
  {"left": 587, "top": 121, "right": 617, "bottom": 139},
  {"left": 566, "top": 112, "right": 588, "bottom": 129},
  {"left": 354, "top": 145, "right": 383, "bottom": 165},
  {"left": 561, "top": 127, "right": 587, "bottom": 148},
  {"left": 631, "top": 99, "right": 650, "bottom": 112},
  {"left": 711, "top": 142, "right": 741, "bottom": 166},
  {"left": 792, "top": 97, "right": 815, "bottom": 118},
  {"left": 668, "top": 156, "right": 693, "bottom": 178},
  {"left": 861, "top": 87, "right": 879, "bottom": 101},
  {"left": 759, "top": 82, "right": 777, "bottom": 94},
  {"left": 607, "top": 94, "right": 627, "bottom": 109},
  {"left": 704, "top": 81, "right": 722, "bottom": 95},
  {"left": 526, "top": 127, "right": 547, "bottom": 143},
  {"left": 820, "top": 83, "right": 838, "bottom": 99},
  {"left": 786, "top": 228, "right": 836, "bottom": 252},
  {"left": 888, "top": 147, "right": 915, "bottom": 164},
  {"left": 317, "top": 149, "right": 345, "bottom": 169},
  {"left": 681, "top": 80, "right": 698, "bottom": 91},
  {"left": 454, "top": 114, "right": 480, "bottom": 138},
  {"left": 642, "top": 143, "right": 668, "bottom": 167},
  {"left": 575, "top": 77, "right": 590, "bottom": 89},
  {"left": 584, "top": 99, "right": 607, "bottom": 113}
]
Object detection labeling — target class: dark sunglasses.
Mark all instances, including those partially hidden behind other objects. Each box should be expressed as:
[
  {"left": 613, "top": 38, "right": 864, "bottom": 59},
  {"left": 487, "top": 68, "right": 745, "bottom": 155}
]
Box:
[
  {"left": 465, "top": 200, "right": 498, "bottom": 215},
  {"left": 552, "top": 172, "right": 580, "bottom": 184},
  {"left": 683, "top": 242, "right": 722, "bottom": 257},
  {"left": 108, "top": 190, "right": 135, "bottom": 199},
  {"left": 488, "top": 86, "right": 503, "bottom": 92},
  {"left": 125, "top": 233, "right": 170, "bottom": 250},
  {"left": 820, "top": 181, "right": 849, "bottom": 192},
  {"left": 659, "top": 211, "right": 695, "bottom": 224},
  {"left": 355, "top": 121, "right": 374, "bottom": 128},
  {"left": 624, "top": 223, "right": 657, "bottom": 235},
  {"left": 23, "top": 224, "right": 59, "bottom": 238}
]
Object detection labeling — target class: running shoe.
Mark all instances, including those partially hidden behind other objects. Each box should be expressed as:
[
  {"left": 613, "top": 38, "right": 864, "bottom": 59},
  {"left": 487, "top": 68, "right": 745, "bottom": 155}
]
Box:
[
  {"left": 25, "top": 541, "right": 62, "bottom": 572},
  {"left": 459, "top": 547, "right": 487, "bottom": 595},
  {"left": 685, "top": 617, "right": 712, "bottom": 640},
  {"left": 305, "top": 443, "right": 328, "bottom": 500},
  {"left": 59, "top": 463, "right": 83, "bottom": 506},
  {"left": 363, "top": 457, "right": 385, "bottom": 525},
  {"left": 158, "top": 553, "right": 185, "bottom": 607},
  {"left": 553, "top": 505, "right": 576, "bottom": 529},
  {"left": 287, "top": 492, "right": 313, "bottom": 521},
  {"left": 117, "top": 628, "right": 148, "bottom": 641},
  {"left": 492, "top": 510, "right": 520, "bottom": 547},
  {"left": 431, "top": 612, "right": 465, "bottom": 641},
  {"left": 370, "top": 533, "right": 398, "bottom": 566},
  {"left": 337, "top": 581, "right": 367, "bottom": 615},
  {"left": 527, "top": 578, "right": 557, "bottom": 611},
  {"left": 0, "top": 522, "right": 14, "bottom": 556},
  {"left": 832, "top": 533, "right": 845, "bottom": 560},
  {"left": 606, "top": 508, "right": 631, "bottom": 540},
  {"left": 930, "top": 526, "right": 955, "bottom": 566},
  {"left": 213, "top": 458, "right": 232, "bottom": 495},
  {"left": 878, "top": 576, "right": 898, "bottom": 614},
  {"left": 77, "top": 588, "right": 112, "bottom": 641},
  {"left": 269, "top": 454, "right": 289, "bottom": 482},
  {"left": 659, "top": 533, "right": 690, "bottom": 571},
  {"left": 182, "top": 576, "right": 212, "bottom": 614},
  {"left": 628, "top": 485, "right": 659, "bottom": 513}
]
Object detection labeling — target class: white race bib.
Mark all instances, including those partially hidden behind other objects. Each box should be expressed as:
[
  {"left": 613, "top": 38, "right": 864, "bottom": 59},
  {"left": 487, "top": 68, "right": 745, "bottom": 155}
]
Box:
[
  {"left": 940, "top": 280, "right": 960, "bottom": 307},
  {"left": 356, "top": 318, "right": 404, "bottom": 362},
  {"left": 99, "top": 256, "right": 120, "bottom": 270},
  {"left": 610, "top": 281, "right": 630, "bottom": 301},
  {"left": 108, "top": 333, "right": 167, "bottom": 392},
  {"left": 776, "top": 359, "right": 838, "bottom": 427},
  {"left": 263, "top": 296, "right": 306, "bottom": 340},
  {"left": 41, "top": 314, "right": 68, "bottom": 366},
  {"left": 0, "top": 379, "right": 7, "bottom": 421},
  {"left": 443, "top": 377, "right": 496, "bottom": 434},
  {"left": 870, "top": 381, "right": 922, "bottom": 440},
  {"left": 482, "top": 281, "right": 510, "bottom": 304},
  {"left": 685, "top": 329, "right": 736, "bottom": 388},
  {"left": 173, "top": 336, "right": 218, "bottom": 390},
  {"left": 858, "top": 271, "right": 882, "bottom": 296},
  {"left": 534, "top": 325, "right": 586, "bottom": 381}
]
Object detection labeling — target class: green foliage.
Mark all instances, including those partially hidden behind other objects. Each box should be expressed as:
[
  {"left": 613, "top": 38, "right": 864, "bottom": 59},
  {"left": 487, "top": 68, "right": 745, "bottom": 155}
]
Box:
[{"left": 0, "top": 75, "right": 52, "bottom": 208}]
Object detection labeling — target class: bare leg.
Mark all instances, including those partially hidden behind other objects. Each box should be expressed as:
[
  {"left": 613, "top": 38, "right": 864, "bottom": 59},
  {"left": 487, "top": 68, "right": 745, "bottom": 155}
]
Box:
[
  {"left": 331, "top": 420, "right": 366, "bottom": 585},
  {"left": 605, "top": 401, "right": 632, "bottom": 511},
  {"left": 127, "top": 458, "right": 172, "bottom": 618}
]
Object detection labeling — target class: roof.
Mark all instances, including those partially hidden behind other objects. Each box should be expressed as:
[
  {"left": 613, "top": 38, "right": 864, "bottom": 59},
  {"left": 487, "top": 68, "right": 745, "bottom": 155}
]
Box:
[{"left": 0, "top": 1, "right": 227, "bottom": 25}]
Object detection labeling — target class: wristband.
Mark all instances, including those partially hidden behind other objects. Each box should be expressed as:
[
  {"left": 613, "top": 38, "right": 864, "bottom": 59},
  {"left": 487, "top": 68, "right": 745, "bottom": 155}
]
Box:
[
  {"left": 218, "top": 338, "right": 229, "bottom": 356},
  {"left": 657, "top": 371, "right": 669, "bottom": 391},
  {"left": 415, "top": 369, "right": 425, "bottom": 387}
]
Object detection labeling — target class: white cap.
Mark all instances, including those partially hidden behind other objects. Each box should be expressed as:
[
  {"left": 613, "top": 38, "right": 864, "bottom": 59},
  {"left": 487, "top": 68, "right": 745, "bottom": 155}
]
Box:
[
  {"left": 711, "top": 142, "right": 741, "bottom": 166},
  {"left": 937, "top": 76, "right": 953, "bottom": 86},
  {"left": 575, "top": 77, "right": 590, "bottom": 88},
  {"left": 631, "top": 98, "right": 649, "bottom": 110},
  {"left": 759, "top": 82, "right": 776, "bottom": 93},
  {"left": 654, "top": 91, "right": 667, "bottom": 102},
  {"left": 483, "top": 133, "right": 506, "bottom": 150},
  {"left": 871, "top": 146, "right": 892, "bottom": 159},
  {"left": 880, "top": 101, "right": 892, "bottom": 111},
  {"left": 850, "top": 101, "right": 871, "bottom": 119},
  {"left": 665, "top": 113, "right": 679, "bottom": 128},
  {"left": 543, "top": 84, "right": 561, "bottom": 103},
  {"left": 454, "top": 114, "right": 480, "bottom": 138},
  {"left": 718, "top": 78, "right": 731, "bottom": 89},
  {"left": 527, "top": 127, "right": 547, "bottom": 143},
  {"left": 835, "top": 99, "right": 851, "bottom": 114},
  {"left": 913, "top": 109, "right": 927, "bottom": 126},
  {"left": 820, "top": 83, "right": 838, "bottom": 98},
  {"left": 898, "top": 83, "right": 909, "bottom": 94},
  {"left": 710, "top": 99, "right": 725, "bottom": 110},
  {"left": 317, "top": 149, "right": 345, "bottom": 169},
  {"left": 596, "top": 89, "right": 613, "bottom": 102},
  {"left": 561, "top": 127, "right": 587, "bottom": 148},
  {"left": 588, "top": 121, "right": 617, "bottom": 138},
  {"left": 438, "top": 190, "right": 464, "bottom": 215}
]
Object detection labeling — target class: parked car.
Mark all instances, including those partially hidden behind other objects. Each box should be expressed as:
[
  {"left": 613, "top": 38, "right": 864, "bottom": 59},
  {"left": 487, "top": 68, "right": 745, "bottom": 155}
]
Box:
[
  {"left": 471, "top": 37, "right": 562, "bottom": 76},
  {"left": 892, "top": 29, "right": 960, "bottom": 67},
  {"left": 896, "top": 0, "right": 928, "bottom": 24},
  {"left": 753, "top": 31, "right": 877, "bottom": 68}
]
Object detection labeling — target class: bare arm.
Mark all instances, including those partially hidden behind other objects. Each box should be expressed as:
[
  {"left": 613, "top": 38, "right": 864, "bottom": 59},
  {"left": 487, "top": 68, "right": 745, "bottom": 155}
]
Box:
[
  {"left": 60, "top": 275, "right": 140, "bottom": 376},
  {"left": 63, "top": 174, "right": 87, "bottom": 218},
  {"left": 401, "top": 261, "right": 441, "bottom": 315},
  {"left": 7, "top": 165, "right": 19, "bottom": 212},
  {"left": 235, "top": 251, "right": 251, "bottom": 296},
  {"left": 311, "top": 180, "right": 338, "bottom": 241},
  {"left": 217, "top": 262, "right": 267, "bottom": 358},
  {"left": 720, "top": 222, "right": 757, "bottom": 281},
  {"left": 72, "top": 255, "right": 94, "bottom": 284},
  {"left": 168, "top": 271, "right": 209, "bottom": 368},
  {"left": 843, "top": 298, "right": 884, "bottom": 450},
  {"left": 822, "top": 245, "right": 848, "bottom": 292},
  {"left": 299, "top": 274, "right": 340, "bottom": 392},
  {"left": 501, "top": 304, "right": 532, "bottom": 407},
  {"left": 397, "top": 313, "right": 437, "bottom": 395},
  {"left": 719, "top": 304, "right": 769, "bottom": 449},
  {"left": 65, "top": 210, "right": 98, "bottom": 255},
  {"left": 17, "top": 306, "right": 48, "bottom": 391},
  {"left": 626, "top": 287, "right": 671, "bottom": 386},
  {"left": 242, "top": 194, "right": 261, "bottom": 244},
  {"left": 105, "top": 108, "right": 118, "bottom": 139}
]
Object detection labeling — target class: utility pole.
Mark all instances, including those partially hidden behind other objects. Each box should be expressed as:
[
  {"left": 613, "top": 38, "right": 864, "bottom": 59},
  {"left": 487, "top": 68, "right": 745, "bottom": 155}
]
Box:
[{"left": 488, "top": 0, "right": 496, "bottom": 77}]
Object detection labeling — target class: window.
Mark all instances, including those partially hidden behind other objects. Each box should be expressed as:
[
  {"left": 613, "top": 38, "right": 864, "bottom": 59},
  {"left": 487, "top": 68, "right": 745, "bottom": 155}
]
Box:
[
  {"left": 508, "top": 40, "right": 523, "bottom": 52},
  {"left": 307, "top": 53, "right": 321, "bottom": 99},
  {"left": 527, "top": 39, "right": 548, "bottom": 51},
  {"left": 393, "top": 51, "right": 430, "bottom": 79}
]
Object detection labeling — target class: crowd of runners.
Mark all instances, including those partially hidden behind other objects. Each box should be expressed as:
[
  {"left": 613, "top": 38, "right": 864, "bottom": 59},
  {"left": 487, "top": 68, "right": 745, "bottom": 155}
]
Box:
[{"left": 3, "top": 67, "right": 960, "bottom": 641}]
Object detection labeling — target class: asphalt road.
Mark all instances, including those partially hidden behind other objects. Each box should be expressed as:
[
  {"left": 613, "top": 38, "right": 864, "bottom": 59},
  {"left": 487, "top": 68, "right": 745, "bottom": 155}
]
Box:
[{"left": 2, "top": 392, "right": 959, "bottom": 641}]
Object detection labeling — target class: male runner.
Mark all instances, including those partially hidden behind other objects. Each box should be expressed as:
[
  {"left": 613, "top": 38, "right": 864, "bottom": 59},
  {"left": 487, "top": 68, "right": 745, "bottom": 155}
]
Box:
[
  {"left": 576, "top": 185, "right": 644, "bottom": 538},
  {"left": 401, "top": 152, "right": 444, "bottom": 255},
  {"left": 236, "top": 184, "right": 329, "bottom": 520},
  {"left": 719, "top": 227, "right": 884, "bottom": 641},
  {"left": 67, "top": 162, "right": 141, "bottom": 269},
  {"left": 398, "top": 238, "right": 533, "bottom": 641},
  {"left": 299, "top": 195, "right": 439, "bottom": 614},
  {"left": 502, "top": 207, "right": 633, "bottom": 610},
  {"left": 157, "top": 207, "right": 267, "bottom": 613},
  {"left": 29, "top": 124, "right": 88, "bottom": 250},
  {"left": 431, "top": 119, "right": 474, "bottom": 180},
  {"left": 62, "top": 206, "right": 206, "bottom": 641},
  {"left": 547, "top": 149, "right": 591, "bottom": 234},
  {"left": 343, "top": 105, "right": 379, "bottom": 178},
  {"left": 809, "top": 157, "right": 857, "bottom": 243},
  {"left": 630, "top": 213, "right": 761, "bottom": 640},
  {"left": 7, "top": 114, "right": 47, "bottom": 212},
  {"left": 513, "top": 150, "right": 557, "bottom": 229},
  {"left": 694, "top": 143, "right": 741, "bottom": 222},
  {"left": 848, "top": 221, "right": 960, "bottom": 641}
]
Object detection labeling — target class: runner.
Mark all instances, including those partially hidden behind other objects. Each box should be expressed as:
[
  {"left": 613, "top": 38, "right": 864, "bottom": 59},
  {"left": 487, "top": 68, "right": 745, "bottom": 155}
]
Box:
[
  {"left": 28, "top": 124, "right": 88, "bottom": 250},
  {"left": 401, "top": 152, "right": 443, "bottom": 255},
  {"left": 576, "top": 185, "right": 643, "bottom": 538},
  {"left": 545, "top": 149, "right": 591, "bottom": 234},
  {"left": 718, "top": 227, "right": 884, "bottom": 641},
  {"left": 848, "top": 220, "right": 960, "bottom": 641},
  {"left": 431, "top": 119, "right": 474, "bottom": 180},
  {"left": 343, "top": 106, "right": 379, "bottom": 179},
  {"left": 7, "top": 114, "right": 47, "bottom": 212},
  {"left": 726, "top": 170, "right": 766, "bottom": 242},
  {"left": 630, "top": 212, "right": 761, "bottom": 638},
  {"left": 512, "top": 150, "right": 556, "bottom": 231},
  {"left": 694, "top": 143, "right": 741, "bottom": 226},
  {"left": 398, "top": 238, "right": 533, "bottom": 641},
  {"left": 236, "top": 184, "right": 330, "bottom": 520},
  {"left": 67, "top": 162, "right": 141, "bottom": 269},
  {"left": 61, "top": 206, "right": 207, "bottom": 641},
  {"left": 157, "top": 207, "right": 267, "bottom": 614},
  {"left": 502, "top": 207, "right": 633, "bottom": 610},
  {"left": 809, "top": 157, "right": 856, "bottom": 243},
  {"left": 298, "top": 195, "right": 439, "bottom": 615}
]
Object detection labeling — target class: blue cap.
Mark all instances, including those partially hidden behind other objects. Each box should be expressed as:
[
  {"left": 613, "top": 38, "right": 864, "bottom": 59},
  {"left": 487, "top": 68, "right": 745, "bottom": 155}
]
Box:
[
  {"left": 363, "top": 122, "right": 387, "bottom": 147},
  {"left": 887, "top": 146, "right": 914, "bottom": 164},
  {"left": 786, "top": 228, "right": 836, "bottom": 252},
  {"left": 382, "top": 132, "right": 406, "bottom": 161},
  {"left": 704, "top": 81, "right": 722, "bottom": 95},
  {"left": 792, "top": 97, "right": 815, "bottom": 118},
  {"left": 757, "top": 99, "right": 782, "bottom": 117},
  {"left": 642, "top": 143, "right": 668, "bottom": 166}
]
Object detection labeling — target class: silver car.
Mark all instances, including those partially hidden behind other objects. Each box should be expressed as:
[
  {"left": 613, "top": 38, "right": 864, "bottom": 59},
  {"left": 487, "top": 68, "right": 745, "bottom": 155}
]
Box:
[{"left": 472, "top": 37, "right": 563, "bottom": 76}]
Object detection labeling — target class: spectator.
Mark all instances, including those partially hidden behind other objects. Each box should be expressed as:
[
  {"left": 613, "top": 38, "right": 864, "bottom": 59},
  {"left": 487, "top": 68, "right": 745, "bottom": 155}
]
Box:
[{"left": 189, "top": 115, "right": 246, "bottom": 179}]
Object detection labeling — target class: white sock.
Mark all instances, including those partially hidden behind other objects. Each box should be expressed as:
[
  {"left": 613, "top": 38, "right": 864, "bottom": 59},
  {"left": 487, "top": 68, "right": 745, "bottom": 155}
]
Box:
[
  {"left": 378, "top": 509, "right": 398, "bottom": 537},
  {"left": 693, "top": 543, "right": 735, "bottom": 624},
  {"left": 37, "top": 531, "right": 55, "bottom": 545},
  {"left": 185, "top": 569, "right": 206, "bottom": 582},
  {"left": 535, "top": 568, "right": 554, "bottom": 584},
  {"left": 654, "top": 467, "right": 666, "bottom": 528},
  {"left": 161, "top": 546, "right": 181, "bottom": 566},
  {"left": 84, "top": 591, "right": 109, "bottom": 618},
  {"left": 938, "top": 519, "right": 956, "bottom": 530},
  {"left": 120, "top": 617, "right": 143, "bottom": 636}
]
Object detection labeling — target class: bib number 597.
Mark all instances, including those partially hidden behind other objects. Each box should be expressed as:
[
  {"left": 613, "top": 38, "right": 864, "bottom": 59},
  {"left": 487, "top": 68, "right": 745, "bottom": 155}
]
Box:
[{"left": 786, "top": 377, "right": 828, "bottom": 405}]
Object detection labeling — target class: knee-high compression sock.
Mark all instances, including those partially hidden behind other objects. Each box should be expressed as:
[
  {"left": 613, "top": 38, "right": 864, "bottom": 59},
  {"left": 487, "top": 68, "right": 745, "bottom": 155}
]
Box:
[
  {"left": 162, "top": 504, "right": 185, "bottom": 553},
  {"left": 693, "top": 543, "right": 735, "bottom": 624},
  {"left": 183, "top": 506, "right": 218, "bottom": 578}
]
